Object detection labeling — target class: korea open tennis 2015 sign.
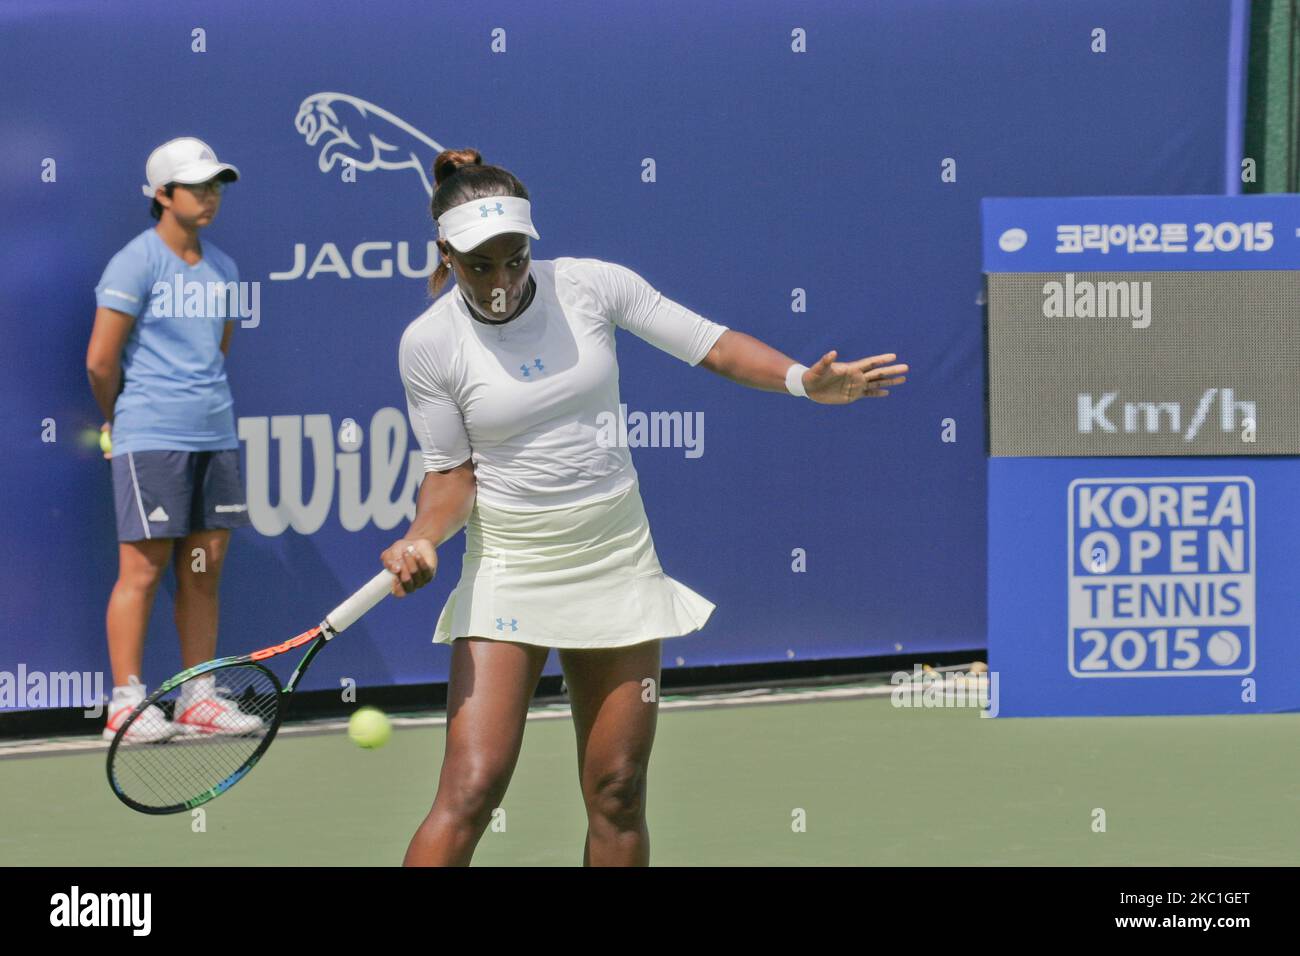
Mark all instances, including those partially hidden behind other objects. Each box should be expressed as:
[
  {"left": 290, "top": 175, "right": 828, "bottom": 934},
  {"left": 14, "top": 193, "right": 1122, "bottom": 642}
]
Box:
[
  {"left": 1067, "top": 476, "right": 1254, "bottom": 678},
  {"left": 982, "top": 195, "right": 1300, "bottom": 457}
]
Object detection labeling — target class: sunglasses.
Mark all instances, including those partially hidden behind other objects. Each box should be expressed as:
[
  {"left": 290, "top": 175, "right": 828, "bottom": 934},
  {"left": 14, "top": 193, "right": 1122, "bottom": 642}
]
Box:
[{"left": 175, "top": 179, "right": 226, "bottom": 197}]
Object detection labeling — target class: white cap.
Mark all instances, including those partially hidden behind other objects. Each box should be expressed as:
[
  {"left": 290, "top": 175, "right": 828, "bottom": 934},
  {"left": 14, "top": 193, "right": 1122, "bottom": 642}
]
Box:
[
  {"left": 437, "top": 196, "right": 539, "bottom": 252},
  {"left": 141, "top": 137, "right": 240, "bottom": 198}
]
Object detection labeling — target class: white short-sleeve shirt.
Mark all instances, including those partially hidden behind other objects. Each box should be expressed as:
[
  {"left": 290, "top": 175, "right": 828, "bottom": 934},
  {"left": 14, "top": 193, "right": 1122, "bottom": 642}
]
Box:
[{"left": 399, "top": 257, "right": 728, "bottom": 511}]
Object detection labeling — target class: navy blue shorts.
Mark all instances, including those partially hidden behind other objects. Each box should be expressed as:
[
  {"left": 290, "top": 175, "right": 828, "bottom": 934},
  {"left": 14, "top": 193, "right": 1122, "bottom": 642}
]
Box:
[{"left": 111, "top": 449, "right": 251, "bottom": 542}]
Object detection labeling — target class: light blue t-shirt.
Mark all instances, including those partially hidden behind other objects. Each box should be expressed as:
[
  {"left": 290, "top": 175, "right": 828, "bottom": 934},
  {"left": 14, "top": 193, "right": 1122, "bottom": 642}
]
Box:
[{"left": 94, "top": 228, "right": 240, "bottom": 453}]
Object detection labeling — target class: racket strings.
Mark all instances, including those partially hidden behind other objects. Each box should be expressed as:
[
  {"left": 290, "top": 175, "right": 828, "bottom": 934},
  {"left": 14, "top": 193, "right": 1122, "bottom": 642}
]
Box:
[{"left": 110, "top": 664, "right": 282, "bottom": 812}]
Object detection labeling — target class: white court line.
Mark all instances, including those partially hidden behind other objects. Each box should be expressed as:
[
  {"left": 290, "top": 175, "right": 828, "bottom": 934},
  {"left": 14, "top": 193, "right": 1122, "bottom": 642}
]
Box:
[{"left": 0, "top": 680, "right": 914, "bottom": 760}]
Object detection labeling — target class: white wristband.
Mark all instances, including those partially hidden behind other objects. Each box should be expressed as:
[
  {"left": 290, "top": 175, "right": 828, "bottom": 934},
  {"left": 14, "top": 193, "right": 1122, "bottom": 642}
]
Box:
[{"left": 785, "top": 363, "right": 810, "bottom": 398}]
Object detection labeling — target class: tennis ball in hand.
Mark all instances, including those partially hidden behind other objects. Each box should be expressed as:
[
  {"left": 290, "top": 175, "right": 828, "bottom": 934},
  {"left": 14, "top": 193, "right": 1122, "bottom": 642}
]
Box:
[
  {"left": 99, "top": 429, "right": 112, "bottom": 455},
  {"left": 348, "top": 707, "right": 392, "bottom": 749}
]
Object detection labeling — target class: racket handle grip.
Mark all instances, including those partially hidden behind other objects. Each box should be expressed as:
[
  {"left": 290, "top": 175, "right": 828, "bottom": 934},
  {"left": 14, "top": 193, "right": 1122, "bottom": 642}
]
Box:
[{"left": 324, "top": 569, "right": 396, "bottom": 634}]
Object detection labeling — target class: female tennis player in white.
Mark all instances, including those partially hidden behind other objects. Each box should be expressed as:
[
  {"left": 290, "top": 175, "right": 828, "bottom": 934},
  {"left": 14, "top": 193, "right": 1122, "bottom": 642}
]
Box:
[{"left": 385, "top": 149, "right": 908, "bottom": 866}]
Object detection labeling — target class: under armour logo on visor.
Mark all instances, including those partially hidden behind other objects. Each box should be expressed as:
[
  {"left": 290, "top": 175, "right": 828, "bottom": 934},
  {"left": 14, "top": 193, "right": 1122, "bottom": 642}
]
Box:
[
  {"left": 520, "top": 358, "right": 545, "bottom": 378},
  {"left": 495, "top": 617, "right": 519, "bottom": 632},
  {"left": 479, "top": 202, "right": 505, "bottom": 218}
]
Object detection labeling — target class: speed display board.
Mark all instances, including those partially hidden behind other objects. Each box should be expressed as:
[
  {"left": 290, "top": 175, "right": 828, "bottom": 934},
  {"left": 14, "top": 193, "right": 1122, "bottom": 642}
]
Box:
[{"left": 983, "top": 196, "right": 1300, "bottom": 457}]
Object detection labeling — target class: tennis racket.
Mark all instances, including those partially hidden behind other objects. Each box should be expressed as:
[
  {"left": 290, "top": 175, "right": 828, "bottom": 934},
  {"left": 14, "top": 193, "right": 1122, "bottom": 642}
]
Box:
[{"left": 106, "top": 568, "right": 396, "bottom": 815}]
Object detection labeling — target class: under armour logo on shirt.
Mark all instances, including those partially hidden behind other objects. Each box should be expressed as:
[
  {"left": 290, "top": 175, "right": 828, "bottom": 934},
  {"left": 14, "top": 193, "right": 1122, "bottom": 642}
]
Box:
[
  {"left": 519, "top": 358, "right": 545, "bottom": 378},
  {"left": 495, "top": 617, "right": 519, "bottom": 632},
  {"left": 479, "top": 202, "right": 505, "bottom": 218}
]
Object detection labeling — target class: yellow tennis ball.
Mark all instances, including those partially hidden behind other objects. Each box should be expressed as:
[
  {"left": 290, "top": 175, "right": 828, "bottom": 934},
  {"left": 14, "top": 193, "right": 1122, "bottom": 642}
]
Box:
[
  {"left": 347, "top": 707, "right": 392, "bottom": 749},
  {"left": 99, "top": 429, "right": 112, "bottom": 455}
]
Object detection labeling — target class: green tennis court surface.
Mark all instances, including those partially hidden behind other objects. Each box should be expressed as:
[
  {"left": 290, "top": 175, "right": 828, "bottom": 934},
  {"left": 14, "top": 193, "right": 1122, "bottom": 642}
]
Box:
[{"left": 2, "top": 684, "right": 1296, "bottom": 866}]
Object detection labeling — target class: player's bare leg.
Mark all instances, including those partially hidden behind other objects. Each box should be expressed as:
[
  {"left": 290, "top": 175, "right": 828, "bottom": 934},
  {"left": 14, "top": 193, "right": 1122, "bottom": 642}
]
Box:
[
  {"left": 174, "top": 528, "right": 229, "bottom": 668},
  {"left": 404, "top": 637, "right": 551, "bottom": 866},
  {"left": 559, "top": 639, "right": 661, "bottom": 867},
  {"left": 106, "top": 539, "right": 174, "bottom": 686}
]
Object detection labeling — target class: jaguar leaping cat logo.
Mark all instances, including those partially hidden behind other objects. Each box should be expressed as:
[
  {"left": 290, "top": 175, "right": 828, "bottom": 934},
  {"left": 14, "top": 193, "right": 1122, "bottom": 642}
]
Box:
[{"left": 295, "top": 92, "right": 445, "bottom": 195}]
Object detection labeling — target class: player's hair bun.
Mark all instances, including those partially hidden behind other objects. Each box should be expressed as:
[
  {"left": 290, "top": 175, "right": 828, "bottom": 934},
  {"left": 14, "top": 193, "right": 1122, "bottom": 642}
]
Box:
[{"left": 432, "top": 148, "right": 484, "bottom": 188}]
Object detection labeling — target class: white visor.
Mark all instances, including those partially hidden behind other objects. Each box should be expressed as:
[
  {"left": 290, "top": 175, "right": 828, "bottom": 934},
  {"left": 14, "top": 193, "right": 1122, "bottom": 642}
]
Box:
[{"left": 437, "top": 196, "right": 539, "bottom": 253}]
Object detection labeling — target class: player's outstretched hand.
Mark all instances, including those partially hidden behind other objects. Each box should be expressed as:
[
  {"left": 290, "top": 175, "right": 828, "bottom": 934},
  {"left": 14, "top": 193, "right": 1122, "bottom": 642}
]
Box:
[
  {"left": 381, "top": 538, "right": 438, "bottom": 596},
  {"left": 803, "top": 350, "right": 908, "bottom": 404}
]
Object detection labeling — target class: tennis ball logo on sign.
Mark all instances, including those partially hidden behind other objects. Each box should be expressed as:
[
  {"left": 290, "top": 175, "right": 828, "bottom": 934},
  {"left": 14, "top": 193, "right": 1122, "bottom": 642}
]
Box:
[
  {"left": 998, "top": 227, "right": 1028, "bottom": 253},
  {"left": 1206, "top": 630, "right": 1242, "bottom": 667},
  {"left": 1067, "top": 477, "right": 1255, "bottom": 678}
]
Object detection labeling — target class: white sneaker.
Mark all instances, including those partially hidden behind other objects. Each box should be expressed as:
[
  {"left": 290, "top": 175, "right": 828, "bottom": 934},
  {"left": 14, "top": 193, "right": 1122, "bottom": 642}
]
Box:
[
  {"left": 103, "top": 690, "right": 178, "bottom": 744},
  {"left": 173, "top": 695, "right": 266, "bottom": 736}
]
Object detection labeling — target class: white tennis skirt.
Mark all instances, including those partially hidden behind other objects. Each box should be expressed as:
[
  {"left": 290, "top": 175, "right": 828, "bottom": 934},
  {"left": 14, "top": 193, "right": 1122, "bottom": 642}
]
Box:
[{"left": 432, "top": 478, "right": 716, "bottom": 649}]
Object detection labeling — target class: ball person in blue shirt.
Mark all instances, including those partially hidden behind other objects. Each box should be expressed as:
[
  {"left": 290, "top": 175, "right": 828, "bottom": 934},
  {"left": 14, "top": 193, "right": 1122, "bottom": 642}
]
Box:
[{"left": 86, "top": 137, "right": 261, "bottom": 742}]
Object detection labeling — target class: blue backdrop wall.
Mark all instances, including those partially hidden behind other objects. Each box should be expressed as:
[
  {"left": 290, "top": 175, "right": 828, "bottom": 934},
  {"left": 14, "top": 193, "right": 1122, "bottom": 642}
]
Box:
[{"left": 0, "top": 0, "right": 1246, "bottom": 697}]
